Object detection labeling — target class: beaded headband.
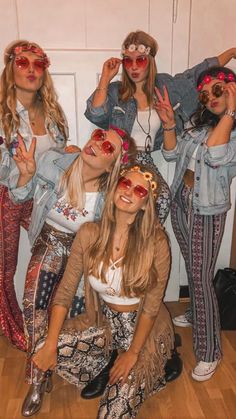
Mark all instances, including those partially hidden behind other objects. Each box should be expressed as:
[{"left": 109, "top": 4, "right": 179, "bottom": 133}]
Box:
[
  {"left": 110, "top": 125, "right": 130, "bottom": 164},
  {"left": 121, "top": 43, "right": 156, "bottom": 57},
  {"left": 120, "top": 165, "right": 158, "bottom": 198},
  {"left": 7, "top": 43, "right": 50, "bottom": 68},
  {"left": 197, "top": 71, "right": 235, "bottom": 91}
]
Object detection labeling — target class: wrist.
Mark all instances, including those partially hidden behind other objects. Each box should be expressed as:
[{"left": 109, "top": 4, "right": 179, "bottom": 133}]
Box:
[
  {"left": 224, "top": 109, "right": 235, "bottom": 119},
  {"left": 128, "top": 346, "right": 140, "bottom": 356},
  {"left": 162, "top": 122, "right": 176, "bottom": 131}
]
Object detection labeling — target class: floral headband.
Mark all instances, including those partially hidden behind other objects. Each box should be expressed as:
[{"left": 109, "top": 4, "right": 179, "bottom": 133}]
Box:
[
  {"left": 121, "top": 43, "right": 153, "bottom": 56},
  {"left": 197, "top": 71, "right": 235, "bottom": 91},
  {"left": 120, "top": 165, "right": 158, "bottom": 198},
  {"left": 7, "top": 43, "right": 50, "bottom": 68},
  {"left": 110, "top": 125, "right": 130, "bottom": 164}
]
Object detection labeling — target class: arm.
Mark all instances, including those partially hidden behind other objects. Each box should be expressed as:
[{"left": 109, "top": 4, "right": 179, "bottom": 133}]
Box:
[
  {"left": 91, "top": 57, "right": 122, "bottom": 108},
  {"left": 217, "top": 48, "right": 236, "bottom": 66},
  {"left": 110, "top": 228, "right": 171, "bottom": 385}
]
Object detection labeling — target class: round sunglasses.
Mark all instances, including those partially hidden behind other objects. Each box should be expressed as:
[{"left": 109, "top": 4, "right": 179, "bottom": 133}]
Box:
[
  {"left": 198, "top": 83, "right": 224, "bottom": 105},
  {"left": 117, "top": 176, "right": 148, "bottom": 199},
  {"left": 15, "top": 56, "right": 47, "bottom": 73},
  {"left": 122, "top": 56, "right": 148, "bottom": 69},
  {"left": 91, "top": 129, "right": 116, "bottom": 155}
]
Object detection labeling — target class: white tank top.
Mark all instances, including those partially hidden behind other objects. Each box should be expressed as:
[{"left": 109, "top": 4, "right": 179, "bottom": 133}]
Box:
[
  {"left": 131, "top": 108, "right": 161, "bottom": 151},
  {"left": 34, "top": 133, "right": 55, "bottom": 157},
  {"left": 89, "top": 258, "right": 140, "bottom": 305}
]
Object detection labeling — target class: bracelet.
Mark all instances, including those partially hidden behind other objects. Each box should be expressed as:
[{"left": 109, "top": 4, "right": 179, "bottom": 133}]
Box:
[
  {"left": 224, "top": 109, "right": 235, "bottom": 118},
  {"left": 163, "top": 124, "right": 176, "bottom": 131},
  {"left": 96, "top": 86, "right": 108, "bottom": 91}
]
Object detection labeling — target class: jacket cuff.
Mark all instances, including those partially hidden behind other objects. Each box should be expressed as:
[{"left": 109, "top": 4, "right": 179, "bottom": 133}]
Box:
[{"left": 9, "top": 178, "right": 33, "bottom": 202}]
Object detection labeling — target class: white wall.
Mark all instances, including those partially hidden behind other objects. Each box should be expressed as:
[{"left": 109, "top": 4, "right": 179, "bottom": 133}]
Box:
[{"left": 0, "top": 0, "right": 235, "bottom": 303}]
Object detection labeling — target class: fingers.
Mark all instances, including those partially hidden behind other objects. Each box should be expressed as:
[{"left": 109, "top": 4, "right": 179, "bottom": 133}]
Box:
[
  {"left": 154, "top": 86, "right": 164, "bottom": 103},
  {"left": 29, "top": 137, "right": 36, "bottom": 156},
  {"left": 106, "top": 57, "right": 121, "bottom": 70}
]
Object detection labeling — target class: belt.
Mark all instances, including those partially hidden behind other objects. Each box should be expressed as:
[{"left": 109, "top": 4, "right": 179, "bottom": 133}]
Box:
[{"left": 183, "top": 169, "right": 194, "bottom": 188}]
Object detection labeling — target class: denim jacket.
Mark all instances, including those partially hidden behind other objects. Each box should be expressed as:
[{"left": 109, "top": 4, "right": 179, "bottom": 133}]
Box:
[
  {"left": 162, "top": 126, "right": 236, "bottom": 215},
  {"left": 85, "top": 57, "right": 218, "bottom": 150},
  {"left": 9, "top": 150, "right": 105, "bottom": 246},
  {"left": 0, "top": 100, "right": 66, "bottom": 186}
]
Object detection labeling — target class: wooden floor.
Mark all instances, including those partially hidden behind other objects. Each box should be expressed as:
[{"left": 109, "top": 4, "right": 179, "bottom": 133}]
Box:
[{"left": 0, "top": 302, "right": 236, "bottom": 419}]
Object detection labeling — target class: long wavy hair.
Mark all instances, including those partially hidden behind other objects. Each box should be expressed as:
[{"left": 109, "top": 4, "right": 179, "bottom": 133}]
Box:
[
  {"left": 0, "top": 39, "right": 68, "bottom": 148},
  {"left": 60, "top": 130, "right": 137, "bottom": 210},
  {"left": 87, "top": 164, "right": 162, "bottom": 297},
  {"left": 189, "top": 66, "right": 236, "bottom": 131},
  {"left": 119, "top": 30, "right": 158, "bottom": 105}
]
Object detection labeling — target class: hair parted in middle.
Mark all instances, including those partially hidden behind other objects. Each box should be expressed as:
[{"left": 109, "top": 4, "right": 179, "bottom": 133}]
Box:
[
  {"left": 87, "top": 163, "right": 164, "bottom": 297},
  {"left": 59, "top": 128, "right": 137, "bottom": 211},
  {"left": 119, "top": 30, "right": 158, "bottom": 105}
]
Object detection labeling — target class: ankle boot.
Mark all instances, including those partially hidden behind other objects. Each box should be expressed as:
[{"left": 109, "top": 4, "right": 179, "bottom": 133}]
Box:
[
  {"left": 81, "top": 350, "right": 118, "bottom": 399},
  {"left": 21, "top": 376, "right": 53, "bottom": 417},
  {"left": 165, "top": 333, "right": 183, "bottom": 382}
]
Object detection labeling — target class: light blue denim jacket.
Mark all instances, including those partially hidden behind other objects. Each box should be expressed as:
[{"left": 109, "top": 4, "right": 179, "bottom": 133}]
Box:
[
  {"left": 162, "top": 126, "right": 236, "bottom": 215},
  {"left": 9, "top": 150, "right": 105, "bottom": 246},
  {"left": 0, "top": 100, "right": 66, "bottom": 186},
  {"left": 85, "top": 57, "right": 218, "bottom": 150}
]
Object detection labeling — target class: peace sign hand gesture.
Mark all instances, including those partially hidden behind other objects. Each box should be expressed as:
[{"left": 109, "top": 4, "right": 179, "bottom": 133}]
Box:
[
  {"left": 13, "top": 134, "right": 37, "bottom": 181},
  {"left": 154, "top": 86, "right": 176, "bottom": 128}
]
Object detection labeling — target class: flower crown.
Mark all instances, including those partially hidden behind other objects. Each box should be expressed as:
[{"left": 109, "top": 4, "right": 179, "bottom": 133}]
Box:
[
  {"left": 7, "top": 43, "right": 50, "bottom": 68},
  {"left": 120, "top": 165, "right": 158, "bottom": 198},
  {"left": 110, "top": 125, "right": 130, "bottom": 164},
  {"left": 197, "top": 71, "right": 235, "bottom": 91},
  {"left": 121, "top": 43, "right": 152, "bottom": 56}
]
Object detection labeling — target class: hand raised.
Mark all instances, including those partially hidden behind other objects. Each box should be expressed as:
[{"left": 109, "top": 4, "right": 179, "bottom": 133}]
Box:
[
  {"left": 13, "top": 134, "right": 36, "bottom": 178},
  {"left": 224, "top": 81, "right": 236, "bottom": 112},
  {"left": 154, "top": 86, "right": 175, "bottom": 127},
  {"left": 100, "top": 57, "right": 122, "bottom": 83}
]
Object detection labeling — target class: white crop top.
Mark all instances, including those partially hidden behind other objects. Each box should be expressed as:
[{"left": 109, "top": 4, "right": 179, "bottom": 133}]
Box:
[
  {"left": 89, "top": 258, "right": 140, "bottom": 305},
  {"left": 46, "top": 192, "right": 99, "bottom": 233},
  {"left": 131, "top": 108, "right": 161, "bottom": 151}
]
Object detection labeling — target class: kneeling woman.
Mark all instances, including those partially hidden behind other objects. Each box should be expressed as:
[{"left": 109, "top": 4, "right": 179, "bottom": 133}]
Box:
[{"left": 31, "top": 163, "right": 174, "bottom": 418}]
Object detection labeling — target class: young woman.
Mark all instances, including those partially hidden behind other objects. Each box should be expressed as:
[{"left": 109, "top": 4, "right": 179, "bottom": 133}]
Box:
[
  {"left": 85, "top": 29, "right": 236, "bottom": 224},
  {"left": 26, "top": 163, "right": 174, "bottom": 418},
  {"left": 155, "top": 66, "right": 236, "bottom": 381},
  {"left": 10, "top": 126, "right": 137, "bottom": 415},
  {"left": 0, "top": 40, "right": 68, "bottom": 350}
]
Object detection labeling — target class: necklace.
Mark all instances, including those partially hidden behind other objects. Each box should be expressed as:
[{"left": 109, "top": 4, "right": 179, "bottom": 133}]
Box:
[
  {"left": 136, "top": 107, "right": 152, "bottom": 153},
  {"left": 28, "top": 105, "right": 40, "bottom": 126}
]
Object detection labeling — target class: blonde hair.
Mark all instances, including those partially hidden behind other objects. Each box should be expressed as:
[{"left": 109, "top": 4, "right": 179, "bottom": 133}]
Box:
[
  {"left": 120, "top": 30, "right": 158, "bottom": 105},
  {"left": 60, "top": 129, "right": 137, "bottom": 210},
  {"left": 88, "top": 164, "right": 161, "bottom": 296},
  {"left": 0, "top": 40, "right": 68, "bottom": 148}
]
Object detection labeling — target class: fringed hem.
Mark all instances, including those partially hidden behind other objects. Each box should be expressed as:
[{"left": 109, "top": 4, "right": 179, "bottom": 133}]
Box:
[{"left": 133, "top": 322, "right": 174, "bottom": 396}]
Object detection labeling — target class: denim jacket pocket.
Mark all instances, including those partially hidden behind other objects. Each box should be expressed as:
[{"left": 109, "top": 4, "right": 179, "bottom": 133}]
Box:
[{"left": 35, "top": 175, "right": 54, "bottom": 205}]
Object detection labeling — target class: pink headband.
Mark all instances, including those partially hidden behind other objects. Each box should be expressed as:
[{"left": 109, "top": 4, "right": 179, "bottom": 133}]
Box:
[
  {"left": 7, "top": 43, "right": 50, "bottom": 68},
  {"left": 110, "top": 125, "right": 129, "bottom": 164},
  {"left": 197, "top": 72, "right": 235, "bottom": 91}
]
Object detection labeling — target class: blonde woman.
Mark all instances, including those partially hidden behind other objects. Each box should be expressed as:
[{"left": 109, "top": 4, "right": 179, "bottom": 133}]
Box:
[
  {"left": 28, "top": 163, "right": 174, "bottom": 418},
  {"left": 0, "top": 40, "right": 68, "bottom": 350},
  {"left": 85, "top": 29, "right": 236, "bottom": 224},
  {"left": 11, "top": 126, "right": 136, "bottom": 416}
]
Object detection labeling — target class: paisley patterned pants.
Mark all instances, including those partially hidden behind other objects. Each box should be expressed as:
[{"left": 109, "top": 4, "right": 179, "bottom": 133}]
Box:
[{"left": 0, "top": 185, "right": 33, "bottom": 351}]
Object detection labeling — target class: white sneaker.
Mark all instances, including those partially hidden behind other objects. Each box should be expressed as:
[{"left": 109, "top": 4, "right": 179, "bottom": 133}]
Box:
[
  {"left": 173, "top": 314, "right": 191, "bottom": 328},
  {"left": 191, "top": 360, "right": 219, "bottom": 382}
]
